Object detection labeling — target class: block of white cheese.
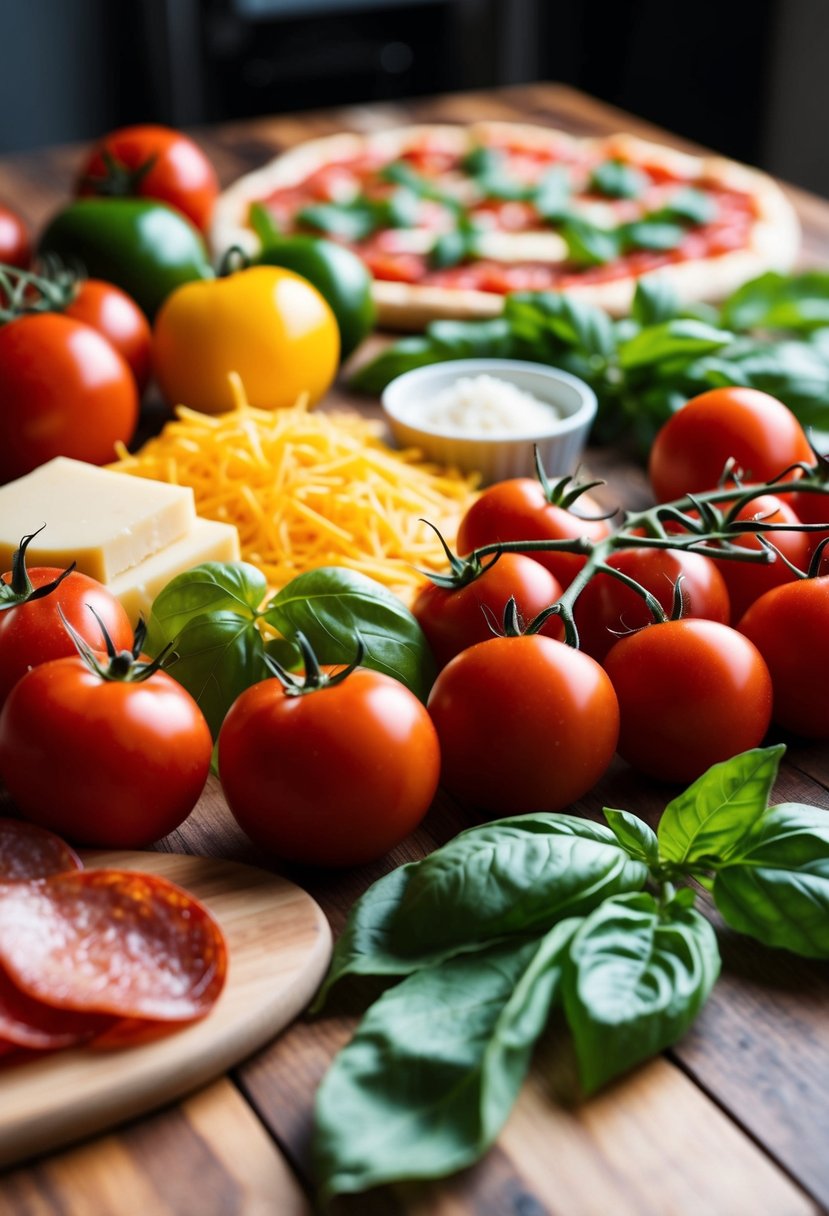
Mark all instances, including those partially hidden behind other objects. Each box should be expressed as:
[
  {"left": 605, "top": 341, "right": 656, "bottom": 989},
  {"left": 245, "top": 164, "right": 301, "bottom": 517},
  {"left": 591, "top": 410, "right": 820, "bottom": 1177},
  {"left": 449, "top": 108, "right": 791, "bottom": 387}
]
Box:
[
  {"left": 108, "top": 518, "right": 241, "bottom": 625},
  {"left": 0, "top": 457, "right": 196, "bottom": 582}
]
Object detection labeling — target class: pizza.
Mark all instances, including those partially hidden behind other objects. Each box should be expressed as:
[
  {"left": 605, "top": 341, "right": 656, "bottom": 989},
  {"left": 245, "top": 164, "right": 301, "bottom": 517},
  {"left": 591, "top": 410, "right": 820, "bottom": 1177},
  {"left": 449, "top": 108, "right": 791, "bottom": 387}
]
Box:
[{"left": 211, "top": 122, "right": 800, "bottom": 330}]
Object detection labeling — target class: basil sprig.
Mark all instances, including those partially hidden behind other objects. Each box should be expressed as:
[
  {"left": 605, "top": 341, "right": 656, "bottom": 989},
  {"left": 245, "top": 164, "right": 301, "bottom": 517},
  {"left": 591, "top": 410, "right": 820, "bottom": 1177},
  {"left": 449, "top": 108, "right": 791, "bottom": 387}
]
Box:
[{"left": 314, "top": 744, "right": 829, "bottom": 1200}]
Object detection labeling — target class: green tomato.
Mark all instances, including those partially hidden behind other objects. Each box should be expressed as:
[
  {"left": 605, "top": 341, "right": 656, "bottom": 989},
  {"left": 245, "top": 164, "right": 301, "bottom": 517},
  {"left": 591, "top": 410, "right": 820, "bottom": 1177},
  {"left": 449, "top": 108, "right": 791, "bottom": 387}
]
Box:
[
  {"left": 38, "top": 198, "right": 213, "bottom": 318},
  {"left": 254, "top": 234, "right": 375, "bottom": 359}
]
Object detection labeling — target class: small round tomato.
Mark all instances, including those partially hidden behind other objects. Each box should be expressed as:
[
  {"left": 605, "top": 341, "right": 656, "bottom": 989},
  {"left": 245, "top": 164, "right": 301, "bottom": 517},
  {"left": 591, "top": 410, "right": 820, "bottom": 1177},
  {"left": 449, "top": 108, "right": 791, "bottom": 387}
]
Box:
[
  {"left": 713, "top": 494, "right": 811, "bottom": 621},
  {"left": 784, "top": 485, "right": 829, "bottom": 561},
  {"left": 648, "top": 388, "right": 812, "bottom": 503},
  {"left": 64, "top": 279, "right": 152, "bottom": 392},
  {"left": 738, "top": 577, "right": 829, "bottom": 738},
  {"left": 412, "top": 553, "right": 563, "bottom": 669},
  {"left": 573, "top": 548, "right": 731, "bottom": 662},
  {"left": 427, "top": 634, "right": 619, "bottom": 816},
  {"left": 604, "top": 619, "right": 772, "bottom": 783},
  {"left": 0, "top": 562, "right": 133, "bottom": 705},
  {"left": 0, "top": 203, "right": 30, "bottom": 268},
  {"left": 456, "top": 479, "right": 611, "bottom": 589},
  {"left": 218, "top": 667, "right": 440, "bottom": 868},
  {"left": 0, "top": 658, "right": 212, "bottom": 847},
  {"left": 77, "top": 124, "right": 219, "bottom": 232},
  {"left": 0, "top": 313, "right": 138, "bottom": 483}
]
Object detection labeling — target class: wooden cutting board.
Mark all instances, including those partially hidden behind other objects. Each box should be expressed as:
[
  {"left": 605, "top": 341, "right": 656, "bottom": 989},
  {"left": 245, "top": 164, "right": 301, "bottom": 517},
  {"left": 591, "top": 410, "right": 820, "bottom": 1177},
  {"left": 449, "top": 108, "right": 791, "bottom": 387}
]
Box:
[{"left": 0, "top": 851, "right": 333, "bottom": 1169}]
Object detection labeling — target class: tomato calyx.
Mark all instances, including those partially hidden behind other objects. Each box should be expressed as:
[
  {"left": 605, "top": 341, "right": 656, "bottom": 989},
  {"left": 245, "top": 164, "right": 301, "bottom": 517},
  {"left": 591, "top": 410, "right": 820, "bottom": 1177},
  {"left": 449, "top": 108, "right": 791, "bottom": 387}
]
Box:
[
  {"left": 0, "top": 260, "right": 79, "bottom": 325},
  {"left": 532, "top": 447, "right": 615, "bottom": 520},
  {"left": 0, "top": 529, "right": 76, "bottom": 612},
  {"left": 419, "top": 520, "right": 503, "bottom": 590},
  {"left": 61, "top": 610, "right": 173, "bottom": 683},
  {"left": 263, "top": 630, "right": 365, "bottom": 697},
  {"left": 79, "top": 149, "right": 157, "bottom": 200}
]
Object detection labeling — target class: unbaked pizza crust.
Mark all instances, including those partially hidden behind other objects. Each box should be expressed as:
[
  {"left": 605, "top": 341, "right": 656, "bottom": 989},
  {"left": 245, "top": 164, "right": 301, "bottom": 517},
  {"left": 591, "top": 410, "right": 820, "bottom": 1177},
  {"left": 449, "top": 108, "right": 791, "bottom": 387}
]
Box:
[{"left": 211, "top": 123, "right": 801, "bottom": 330}]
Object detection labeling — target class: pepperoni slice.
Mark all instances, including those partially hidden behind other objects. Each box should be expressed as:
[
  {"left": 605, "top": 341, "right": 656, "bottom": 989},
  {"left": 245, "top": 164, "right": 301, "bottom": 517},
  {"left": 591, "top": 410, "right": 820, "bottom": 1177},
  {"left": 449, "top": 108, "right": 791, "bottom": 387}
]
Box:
[
  {"left": 0, "top": 964, "right": 114, "bottom": 1050},
  {"left": 0, "top": 870, "right": 227, "bottom": 1021},
  {"left": 0, "top": 818, "right": 82, "bottom": 881}
]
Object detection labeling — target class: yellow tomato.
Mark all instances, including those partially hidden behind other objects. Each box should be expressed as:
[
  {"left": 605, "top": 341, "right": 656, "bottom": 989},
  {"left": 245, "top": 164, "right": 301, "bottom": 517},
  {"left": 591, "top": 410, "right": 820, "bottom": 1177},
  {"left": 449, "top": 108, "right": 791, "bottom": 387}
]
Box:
[{"left": 152, "top": 265, "right": 340, "bottom": 413}]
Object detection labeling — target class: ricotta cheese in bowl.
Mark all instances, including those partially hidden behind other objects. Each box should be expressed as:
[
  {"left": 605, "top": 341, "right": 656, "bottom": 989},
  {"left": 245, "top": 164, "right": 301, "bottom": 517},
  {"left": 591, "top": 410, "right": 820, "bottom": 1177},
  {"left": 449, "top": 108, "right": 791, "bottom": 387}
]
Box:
[{"left": 381, "top": 358, "right": 597, "bottom": 484}]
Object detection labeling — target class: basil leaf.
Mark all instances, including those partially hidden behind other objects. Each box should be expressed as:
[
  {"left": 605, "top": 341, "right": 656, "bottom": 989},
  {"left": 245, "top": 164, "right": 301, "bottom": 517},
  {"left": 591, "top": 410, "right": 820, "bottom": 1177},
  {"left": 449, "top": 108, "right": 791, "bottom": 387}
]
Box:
[
  {"left": 349, "top": 318, "right": 515, "bottom": 395},
  {"left": 622, "top": 220, "right": 686, "bottom": 252},
  {"left": 618, "top": 318, "right": 736, "bottom": 370},
  {"left": 563, "top": 892, "right": 720, "bottom": 1093},
  {"left": 533, "top": 166, "right": 571, "bottom": 222},
  {"left": 147, "top": 561, "right": 267, "bottom": 652},
  {"left": 658, "top": 745, "right": 784, "bottom": 867},
  {"left": 349, "top": 335, "right": 454, "bottom": 394},
  {"left": 694, "top": 340, "right": 829, "bottom": 430},
  {"left": 160, "top": 611, "right": 267, "bottom": 738},
  {"left": 427, "top": 316, "right": 515, "bottom": 357},
  {"left": 603, "top": 808, "right": 659, "bottom": 864},
  {"left": 297, "top": 201, "right": 377, "bottom": 242},
  {"left": 462, "top": 145, "right": 502, "bottom": 178},
  {"left": 589, "top": 159, "right": 648, "bottom": 199},
  {"left": 722, "top": 270, "right": 829, "bottom": 333},
  {"left": 264, "top": 567, "right": 435, "bottom": 702},
  {"left": 630, "top": 275, "right": 682, "bottom": 327},
  {"left": 656, "top": 187, "right": 717, "bottom": 226},
  {"left": 381, "top": 187, "right": 420, "bottom": 229},
  {"left": 477, "top": 172, "right": 533, "bottom": 202},
  {"left": 314, "top": 920, "right": 579, "bottom": 1199},
  {"left": 430, "top": 229, "right": 472, "bottom": 269},
  {"left": 713, "top": 802, "right": 829, "bottom": 957},
  {"left": 248, "top": 201, "right": 281, "bottom": 244},
  {"left": 505, "top": 291, "right": 617, "bottom": 357},
  {"left": 560, "top": 217, "right": 622, "bottom": 266}
]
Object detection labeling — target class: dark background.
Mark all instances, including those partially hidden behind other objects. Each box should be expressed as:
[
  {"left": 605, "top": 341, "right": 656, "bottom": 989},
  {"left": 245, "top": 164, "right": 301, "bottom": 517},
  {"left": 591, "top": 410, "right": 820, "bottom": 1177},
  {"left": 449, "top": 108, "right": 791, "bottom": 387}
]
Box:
[{"left": 2, "top": 0, "right": 826, "bottom": 194}]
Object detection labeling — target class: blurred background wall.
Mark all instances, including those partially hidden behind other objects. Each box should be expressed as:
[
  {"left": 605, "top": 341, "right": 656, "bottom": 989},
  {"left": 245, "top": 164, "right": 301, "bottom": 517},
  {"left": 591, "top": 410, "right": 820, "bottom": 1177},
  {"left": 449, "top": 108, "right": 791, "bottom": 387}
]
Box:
[{"left": 1, "top": 0, "right": 826, "bottom": 195}]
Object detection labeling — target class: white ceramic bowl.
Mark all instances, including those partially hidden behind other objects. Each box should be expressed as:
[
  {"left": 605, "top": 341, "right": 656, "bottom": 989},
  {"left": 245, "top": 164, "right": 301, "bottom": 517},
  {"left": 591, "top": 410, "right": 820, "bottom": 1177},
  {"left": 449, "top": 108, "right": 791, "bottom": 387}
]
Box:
[{"left": 381, "top": 358, "right": 597, "bottom": 485}]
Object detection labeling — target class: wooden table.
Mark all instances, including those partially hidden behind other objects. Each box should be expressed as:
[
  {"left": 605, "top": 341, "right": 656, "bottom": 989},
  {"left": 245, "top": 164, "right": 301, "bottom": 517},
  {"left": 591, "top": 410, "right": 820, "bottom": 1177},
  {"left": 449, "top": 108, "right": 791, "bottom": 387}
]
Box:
[{"left": 2, "top": 85, "right": 829, "bottom": 1216}]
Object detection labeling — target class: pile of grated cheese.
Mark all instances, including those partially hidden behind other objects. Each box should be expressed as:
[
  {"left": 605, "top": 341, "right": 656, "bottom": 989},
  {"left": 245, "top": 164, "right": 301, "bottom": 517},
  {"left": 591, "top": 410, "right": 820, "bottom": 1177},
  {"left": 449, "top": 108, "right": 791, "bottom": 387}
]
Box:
[{"left": 111, "top": 384, "right": 478, "bottom": 603}]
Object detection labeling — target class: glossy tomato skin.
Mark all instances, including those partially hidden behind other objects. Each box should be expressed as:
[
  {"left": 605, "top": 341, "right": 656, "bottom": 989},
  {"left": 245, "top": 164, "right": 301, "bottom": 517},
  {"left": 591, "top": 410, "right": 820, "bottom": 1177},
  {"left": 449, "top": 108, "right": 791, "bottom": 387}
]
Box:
[
  {"left": 738, "top": 578, "right": 829, "bottom": 738},
  {"left": 456, "top": 480, "right": 611, "bottom": 589},
  {"left": 411, "top": 553, "right": 563, "bottom": 669},
  {"left": 0, "top": 658, "right": 212, "bottom": 847},
  {"left": 0, "top": 567, "right": 133, "bottom": 705},
  {"left": 427, "top": 635, "right": 619, "bottom": 816},
  {"left": 0, "top": 313, "right": 138, "bottom": 483},
  {"left": 784, "top": 486, "right": 829, "bottom": 560},
  {"left": 648, "top": 388, "right": 812, "bottom": 503},
  {"left": 604, "top": 619, "right": 773, "bottom": 783},
  {"left": 77, "top": 124, "right": 219, "bottom": 232},
  {"left": 714, "top": 494, "right": 811, "bottom": 622},
  {"left": 0, "top": 203, "right": 30, "bottom": 268},
  {"left": 64, "top": 279, "right": 152, "bottom": 392},
  {"left": 218, "top": 668, "right": 440, "bottom": 867},
  {"left": 573, "top": 547, "right": 731, "bottom": 662}
]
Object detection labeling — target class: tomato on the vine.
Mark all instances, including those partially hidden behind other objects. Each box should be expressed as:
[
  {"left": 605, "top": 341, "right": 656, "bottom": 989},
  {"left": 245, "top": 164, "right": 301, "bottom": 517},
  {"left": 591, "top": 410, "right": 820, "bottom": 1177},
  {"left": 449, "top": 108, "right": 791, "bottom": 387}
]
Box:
[
  {"left": 0, "top": 204, "right": 30, "bottom": 268},
  {"left": 218, "top": 648, "right": 440, "bottom": 867},
  {"left": 714, "top": 494, "right": 811, "bottom": 621},
  {"left": 573, "top": 547, "right": 731, "bottom": 662},
  {"left": 411, "top": 553, "right": 563, "bottom": 669},
  {"left": 604, "top": 618, "right": 772, "bottom": 783},
  {"left": 76, "top": 124, "right": 219, "bottom": 232},
  {"left": 648, "top": 388, "right": 812, "bottom": 503},
  {"left": 64, "top": 279, "right": 152, "bottom": 392},
  {"left": 427, "top": 634, "right": 619, "bottom": 816},
  {"left": 456, "top": 478, "right": 611, "bottom": 589}
]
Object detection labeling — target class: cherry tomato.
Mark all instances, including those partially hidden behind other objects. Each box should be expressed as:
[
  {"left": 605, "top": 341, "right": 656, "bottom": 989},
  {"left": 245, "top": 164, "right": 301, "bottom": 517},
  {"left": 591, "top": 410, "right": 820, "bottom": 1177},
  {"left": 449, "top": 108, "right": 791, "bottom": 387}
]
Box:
[
  {"left": 713, "top": 494, "right": 811, "bottom": 622},
  {"left": 218, "top": 667, "right": 440, "bottom": 868},
  {"left": 411, "top": 554, "right": 563, "bottom": 669},
  {"left": 738, "top": 577, "right": 829, "bottom": 738},
  {"left": 456, "top": 479, "right": 611, "bottom": 589},
  {"left": 0, "top": 565, "right": 133, "bottom": 705},
  {"left": 784, "top": 485, "right": 829, "bottom": 560},
  {"left": 427, "top": 635, "right": 619, "bottom": 816},
  {"left": 0, "top": 658, "right": 212, "bottom": 847},
  {"left": 604, "top": 619, "right": 772, "bottom": 783},
  {"left": 648, "top": 388, "right": 812, "bottom": 503},
  {"left": 64, "top": 279, "right": 152, "bottom": 392},
  {"left": 0, "top": 203, "right": 30, "bottom": 268},
  {"left": 77, "top": 124, "right": 219, "bottom": 232},
  {"left": 0, "top": 313, "right": 138, "bottom": 483},
  {"left": 573, "top": 548, "right": 731, "bottom": 662}
]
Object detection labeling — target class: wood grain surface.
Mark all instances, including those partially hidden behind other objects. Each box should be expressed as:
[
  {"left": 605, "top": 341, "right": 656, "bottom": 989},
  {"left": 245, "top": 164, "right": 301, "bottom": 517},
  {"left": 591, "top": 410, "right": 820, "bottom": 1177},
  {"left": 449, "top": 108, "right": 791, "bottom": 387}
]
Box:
[{"left": 1, "top": 84, "right": 828, "bottom": 1215}]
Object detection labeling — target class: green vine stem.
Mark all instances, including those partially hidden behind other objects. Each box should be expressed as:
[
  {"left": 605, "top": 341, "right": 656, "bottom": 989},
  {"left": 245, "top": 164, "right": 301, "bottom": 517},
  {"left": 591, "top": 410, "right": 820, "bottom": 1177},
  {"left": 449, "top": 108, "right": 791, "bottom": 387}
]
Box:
[{"left": 0, "top": 259, "right": 79, "bottom": 325}]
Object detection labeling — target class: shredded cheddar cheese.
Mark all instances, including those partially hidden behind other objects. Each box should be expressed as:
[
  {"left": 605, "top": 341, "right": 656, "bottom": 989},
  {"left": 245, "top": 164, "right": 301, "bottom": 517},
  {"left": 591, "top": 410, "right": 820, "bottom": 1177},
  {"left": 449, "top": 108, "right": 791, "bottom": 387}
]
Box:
[{"left": 111, "top": 378, "right": 478, "bottom": 603}]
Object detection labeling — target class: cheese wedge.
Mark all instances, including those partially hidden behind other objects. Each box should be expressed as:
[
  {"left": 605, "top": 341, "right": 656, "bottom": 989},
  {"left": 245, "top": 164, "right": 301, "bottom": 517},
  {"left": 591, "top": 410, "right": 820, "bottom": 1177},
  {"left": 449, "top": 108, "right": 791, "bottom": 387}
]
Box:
[
  {"left": 0, "top": 457, "right": 196, "bottom": 582},
  {"left": 108, "top": 518, "right": 241, "bottom": 625}
]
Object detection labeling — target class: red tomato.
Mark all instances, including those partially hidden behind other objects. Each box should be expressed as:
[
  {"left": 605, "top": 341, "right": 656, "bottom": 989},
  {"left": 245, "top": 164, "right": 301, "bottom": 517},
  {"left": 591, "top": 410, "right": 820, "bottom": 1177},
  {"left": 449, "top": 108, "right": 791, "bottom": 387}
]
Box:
[
  {"left": 738, "top": 577, "right": 829, "bottom": 738},
  {"left": 0, "top": 565, "right": 133, "bottom": 705},
  {"left": 0, "top": 203, "right": 30, "bottom": 268},
  {"left": 218, "top": 668, "right": 440, "bottom": 868},
  {"left": 604, "top": 619, "right": 772, "bottom": 783},
  {"left": 573, "top": 548, "right": 731, "bottom": 662},
  {"left": 427, "top": 634, "right": 619, "bottom": 816},
  {"left": 456, "top": 479, "right": 612, "bottom": 589},
  {"left": 77, "top": 124, "right": 219, "bottom": 232},
  {"left": 64, "top": 279, "right": 152, "bottom": 392},
  {"left": 713, "top": 494, "right": 811, "bottom": 621},
  {"left": 648, "top": 388, "right": 812, "bottom": 503},
  {"left": 783, "top": 485, "right": 829, "bottom": 560},
  {"left": 411, "top": 554, "right": 563, "bottom": 669},
  {"left": 0, "top": 658, "right": 212, "bottom": 847},
  {"left": 0, "top": 313, "right": 138, "bottom": 483}
]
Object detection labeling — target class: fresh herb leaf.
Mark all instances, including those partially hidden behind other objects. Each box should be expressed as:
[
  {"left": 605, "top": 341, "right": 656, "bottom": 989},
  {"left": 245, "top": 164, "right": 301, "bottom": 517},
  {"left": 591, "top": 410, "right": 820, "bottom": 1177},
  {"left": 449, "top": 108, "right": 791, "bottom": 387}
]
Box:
[
  {"left": 532, "top": 165, "right": 572, "bottom": 222},
  {"left": 621, "top": 219, "right": 686, "bottom": 252},
  {"left": 297, "top": 201, "right": 378, "bottom": 242},
  {"left": 589, "top": 159, "right": 648, "bottom": 199},
  {"left": 431, "top": 229, "right": 477, "bottom": 269},
  {"left": 314, "top": 920, "right": 580, "bottom": 1200},
  {"left": 505, "top": 291, "right": 617, "bottom": 357},
  {"left": 560, "top": 217, "right": 622, "bottom": 266},
  {"left": 462, "top": 146, "right": 502, "bottom": 178},
  {"left": 617, "top": 318, "right": 736, "bottom": 371},
  {"left": 147, "top": 561, "right": 267, "bottom": 651},
  {"left": 603, "top": 808, "right": 659, "bottom": 864},
  {"left": 249, "top": 201, "right": 281, "bottom": 244},
  {"left": 563, "top": 891, "right": 720, "bottom": 1093},
  {"left": 348, "top": 318, "right": 515, "bottom": 394},
  {"left": 656, "top": 187, "right": 717, "bottom": 226},
  {"left": 722, "top": 270, "right": 829, "bottom": 332},
  {"left": 630, "top": 275, "right": 682, "bottom": 327}
]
